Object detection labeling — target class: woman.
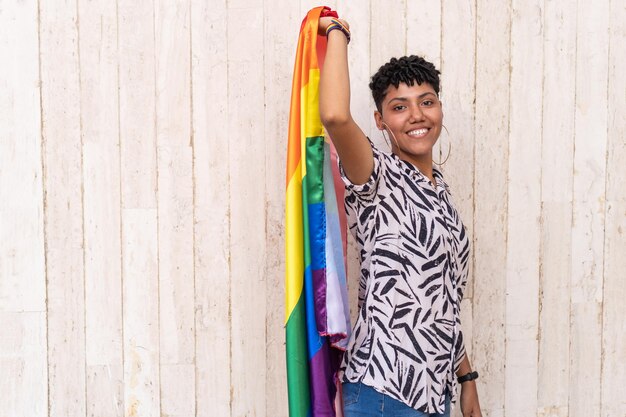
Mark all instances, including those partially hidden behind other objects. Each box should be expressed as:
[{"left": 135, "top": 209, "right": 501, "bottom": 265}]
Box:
[{"left": 318, "top": 16, "right": 483, "bottom": 417}]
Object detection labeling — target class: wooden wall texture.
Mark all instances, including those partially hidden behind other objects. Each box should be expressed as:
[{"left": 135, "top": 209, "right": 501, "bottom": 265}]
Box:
[{"left": 1, "top": 0, "right": 624, "bottom": 416}]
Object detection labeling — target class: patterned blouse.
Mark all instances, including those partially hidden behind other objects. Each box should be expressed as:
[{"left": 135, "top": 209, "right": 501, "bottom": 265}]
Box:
[{"left": 339, "top": 143, "right": 470, "bottom": 414}]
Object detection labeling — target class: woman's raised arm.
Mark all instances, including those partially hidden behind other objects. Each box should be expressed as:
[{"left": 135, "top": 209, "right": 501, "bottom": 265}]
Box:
[{"left": 318, "top": 17, "right": 374, "bottom": 185}]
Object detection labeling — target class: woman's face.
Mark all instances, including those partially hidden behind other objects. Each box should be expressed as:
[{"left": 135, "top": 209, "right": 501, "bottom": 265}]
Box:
[{"left": 375, "top": 82, "right": 443, "bottom": 164}]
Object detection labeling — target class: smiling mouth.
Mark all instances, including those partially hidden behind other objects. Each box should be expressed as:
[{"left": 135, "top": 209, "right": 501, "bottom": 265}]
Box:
[{"left": 407, "top": 128, "right": 429, "bottom": 138}]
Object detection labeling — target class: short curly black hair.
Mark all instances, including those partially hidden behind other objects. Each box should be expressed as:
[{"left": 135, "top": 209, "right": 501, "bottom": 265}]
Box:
[{"left": 369, "top": 55, "right": 441, "bottom": 113}]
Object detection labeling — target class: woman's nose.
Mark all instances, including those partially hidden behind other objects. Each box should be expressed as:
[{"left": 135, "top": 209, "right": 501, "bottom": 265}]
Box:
[{"left": 409, "top": 105, "right": 425, "bottom": 122}]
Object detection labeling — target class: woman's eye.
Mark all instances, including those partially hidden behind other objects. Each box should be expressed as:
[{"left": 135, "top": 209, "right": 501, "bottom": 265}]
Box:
[
  {"left": 422, "top": 100, "right": 434, "bottom": 106},
  {"left": 393, "top": 105, "right": 406, "bottom": 111}
]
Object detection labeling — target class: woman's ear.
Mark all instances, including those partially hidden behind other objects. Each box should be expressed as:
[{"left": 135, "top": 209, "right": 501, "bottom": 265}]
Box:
[{"left": 374, "top": 111, "right": 384, "bottom": 130}]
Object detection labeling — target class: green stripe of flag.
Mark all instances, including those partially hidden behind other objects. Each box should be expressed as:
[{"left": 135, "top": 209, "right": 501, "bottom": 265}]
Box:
[
  {"left": 304, "top": 136, "right": 325, "bottom": 205},
  {"left": 286, "top": 290, "right": 311, "bottom": 417}
]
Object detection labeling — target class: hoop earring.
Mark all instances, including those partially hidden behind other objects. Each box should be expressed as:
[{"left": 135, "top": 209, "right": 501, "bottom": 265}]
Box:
[
  {"left": 380, "top": 128, "right": 391, "bottom": 150},
  {"left": 434, "top": 125, "right": 452, "bottom": 166},
  {"left": 381, "top": 121, "right": 401, "bottom": 154}
]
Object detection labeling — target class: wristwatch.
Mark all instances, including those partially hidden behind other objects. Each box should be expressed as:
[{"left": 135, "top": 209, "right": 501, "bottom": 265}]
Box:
[{"left": 457, "top": 371, "right": 479, "bottom": 384}]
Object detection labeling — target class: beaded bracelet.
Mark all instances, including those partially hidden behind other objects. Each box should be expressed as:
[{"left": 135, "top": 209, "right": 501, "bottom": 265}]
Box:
[{"left": 326, "top": 19, "right": 351, "bottom": 43}]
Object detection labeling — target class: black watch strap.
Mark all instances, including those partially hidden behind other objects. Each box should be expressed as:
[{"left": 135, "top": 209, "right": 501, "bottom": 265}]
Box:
[{"left": 457, "top": 371, "right": 479, "bottom": 384}]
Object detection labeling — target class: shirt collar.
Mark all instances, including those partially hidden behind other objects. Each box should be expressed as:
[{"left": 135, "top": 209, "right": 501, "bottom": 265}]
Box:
[{"left": 392, "top": 154, "right": 451, "bottom": 193}]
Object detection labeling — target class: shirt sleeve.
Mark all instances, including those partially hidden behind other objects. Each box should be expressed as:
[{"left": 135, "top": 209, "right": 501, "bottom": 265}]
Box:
[
  {"left": 338, "top": 140, "right": 383, "bottom": 201},
  {"left": 454, "top": 329, "right": 467, "bottom": 372}
]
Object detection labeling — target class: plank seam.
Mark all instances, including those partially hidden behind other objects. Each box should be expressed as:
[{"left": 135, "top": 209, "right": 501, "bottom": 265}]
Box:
[
  {"left": 226, "top": 2, "right": 233, "bottom": 416},
  {"left": 471, "top": 0, "right": 478, "bottom": 366},
  {"left": 75, "top": 0, "right": 89, "bottom": 411},
  {"left": 537, "top": 0, "right": 547, "bottom": 412},
  {"left": 567, "top": 0, "right": 579, "bottom": 412},
  {"left": 152, "top": 0, "right": 163, "bottom": 414},
  {"left": 504, "top": 1, "right": 513, "bottom": 415},
  {"left": 404, "top": 0, "right": 408, "bottom": 55},
  {"left": 262, "top": 4, "right": 270, "bottom": 417},
  {"left": 115, "top": 0, "right": 125, "bottom": 415},
  {"left": 536, "top": 1, "right": 546, "bottom": 413},
  {"left": 189, "top": 1, "right": 198, "bottom": 416},
  {"left": 36, "top": 0, "right": 52, "bottom": 415},
  {"left": 598, "top": 1, "right": 613, "bottom": 413}
]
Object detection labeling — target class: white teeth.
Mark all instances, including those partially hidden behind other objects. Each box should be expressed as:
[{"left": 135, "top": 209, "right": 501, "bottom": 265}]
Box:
[{"left": 408, "top": 128, "right": 428, "bottom": 137}]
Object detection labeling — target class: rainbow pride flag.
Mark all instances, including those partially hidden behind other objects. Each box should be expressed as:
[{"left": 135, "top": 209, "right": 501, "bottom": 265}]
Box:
[{"left": 285, "top": 6, "right": 351, "bottom": 417}]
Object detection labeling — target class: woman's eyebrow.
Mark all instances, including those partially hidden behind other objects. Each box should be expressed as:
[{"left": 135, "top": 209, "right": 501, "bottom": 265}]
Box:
[
  {"left": 388, "top": 97, "right": 408, "bottom": 104},
  {"left": 388, "top": 92, "right": 436, "bottom": 104}
]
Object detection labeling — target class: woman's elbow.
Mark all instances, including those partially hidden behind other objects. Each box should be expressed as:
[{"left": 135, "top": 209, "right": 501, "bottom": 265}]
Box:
[{"left": 320, "top": 111, "right": 350, "bottom": 128}]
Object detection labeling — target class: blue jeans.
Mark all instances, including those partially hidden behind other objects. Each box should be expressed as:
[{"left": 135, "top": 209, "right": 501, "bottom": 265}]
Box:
[{"left": 342, "top": 382, "right": 451, "bottom": 417}]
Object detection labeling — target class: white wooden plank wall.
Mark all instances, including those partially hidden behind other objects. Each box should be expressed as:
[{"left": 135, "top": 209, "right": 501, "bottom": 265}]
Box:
[
  {"left": 0, "top": 1, "right": 624, "bottom": 417},
  {"left": 39, "top": 2, "right": 86, "bottom": 417},
  {"left": 118, "top": 0, "right": 160, "bottom": 416},
  {"left": 602, "top": 4, "right": 626, "bottom": 417},
  {"left": 473, "top": 0, "right": 510, "bottom": 415},
  {"left": 538, "top": 2, "right": 576, "bottom": 417},
  {"left": 506, "top": 1, "right": 542, "bottom": 416},
  {"left": 0, "top": 2, "right": 47, "bottom": 416},
  {"left": 79, "top": 0, "right": 124, "bottom": 415}
]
